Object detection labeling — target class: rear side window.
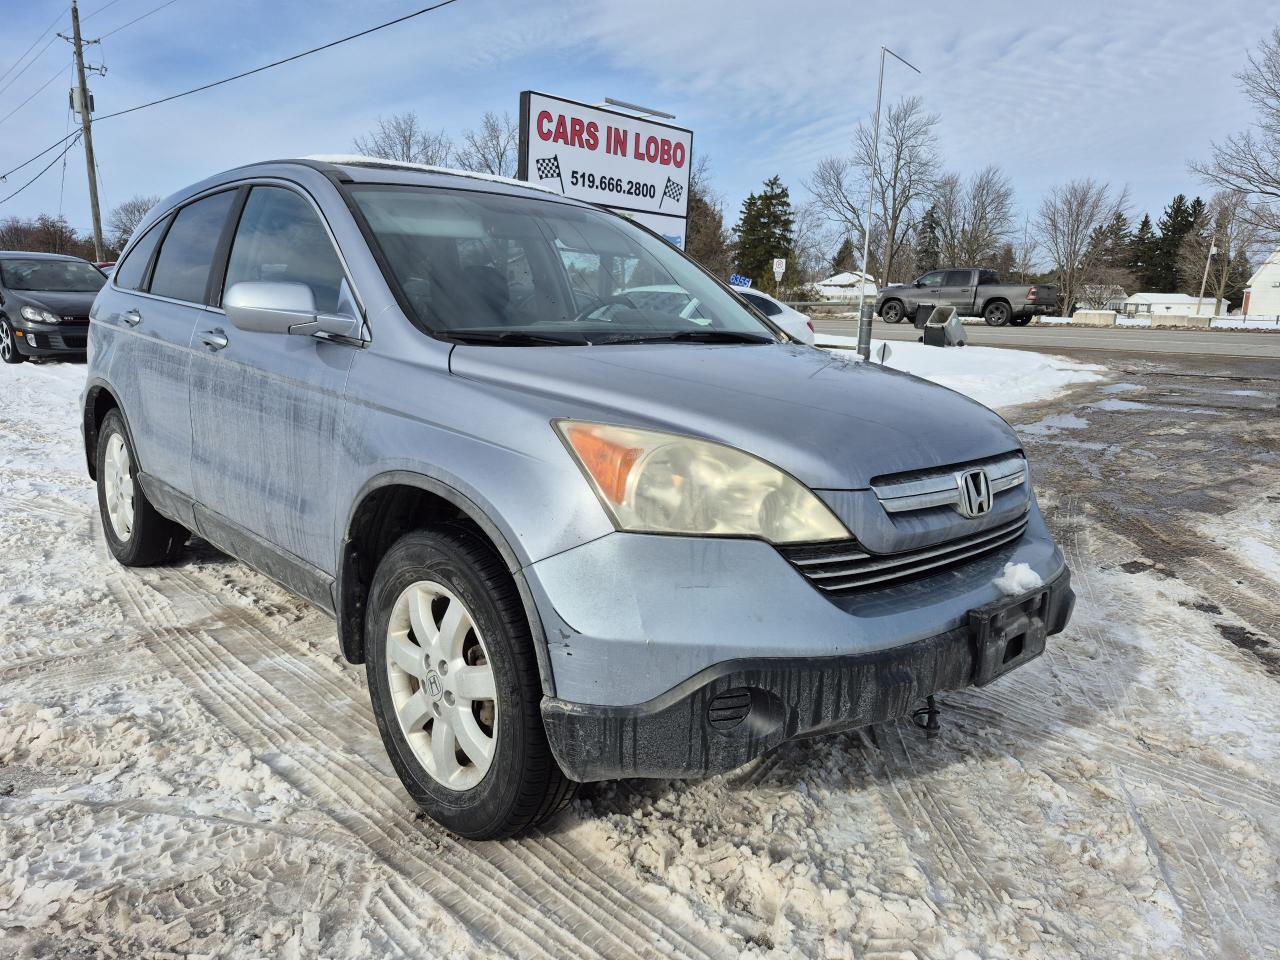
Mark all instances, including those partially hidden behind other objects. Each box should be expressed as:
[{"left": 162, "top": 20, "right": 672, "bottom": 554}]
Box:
[
  {"left": 112, "top": 218, "right": 167, "bottom": 291},
  {"left": 149, "top": 191, "right": 236, "bottom": 304},
  {"left": 223, "top": 186, "right": 345, "bottom": 314},
  {"left": 743, "top": 291, "right": 782, "bottom": 316},
  {"left": 944, "top": 270, "right": 972, "bottom": 286}
]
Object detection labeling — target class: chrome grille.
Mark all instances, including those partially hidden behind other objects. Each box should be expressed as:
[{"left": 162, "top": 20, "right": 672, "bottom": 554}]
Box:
[
  {"left": 873, "top": 452, "right": 1026, "bottom": 516},
  {"left": 781, "top": 510, "right": 1030, "bottom": 595}
]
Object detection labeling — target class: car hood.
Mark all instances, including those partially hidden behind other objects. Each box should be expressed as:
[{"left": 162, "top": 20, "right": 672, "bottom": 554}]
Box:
[
  {"left": 449, "top": 342, "right": 1020, "bottom": 489},
  {"left": 9, "top": 289, "right": 99, "bottom": 318}
]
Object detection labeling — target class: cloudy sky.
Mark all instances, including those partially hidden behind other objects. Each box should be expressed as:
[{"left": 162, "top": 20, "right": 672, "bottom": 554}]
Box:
[{"left": 0, "top": 0, "right": 1272, "bottom": 247}]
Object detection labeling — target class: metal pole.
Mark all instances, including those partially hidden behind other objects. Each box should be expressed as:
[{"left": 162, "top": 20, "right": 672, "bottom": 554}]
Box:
[
  {"left": 855, "top": 47, "right": 886, "bottom": 361},
  {"left": 70, "top": 0, "right": 104, "bottom": 262},
  {"left": 1194, "top": 236, "right": 1216, "bottom": 319}
]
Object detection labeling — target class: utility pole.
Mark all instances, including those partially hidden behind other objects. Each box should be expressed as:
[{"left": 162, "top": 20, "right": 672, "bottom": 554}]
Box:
[
  {"left": 855, "top": 46, "right": 921, "bottom": 360},
  {"left": 65, "top": 0, "right": 105, "bottom": 261},
  {"left": 1194, "top": 235, "right": 1217, "bottom": 319}
]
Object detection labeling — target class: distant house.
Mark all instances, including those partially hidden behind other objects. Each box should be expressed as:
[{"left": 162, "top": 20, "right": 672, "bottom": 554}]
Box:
[
  {"left": 815, "top": 271, "right": 878, "bottom": 302},
  {"left": 1121, "top": 292, "right": 1224, "bottom": 319},
  {"left": 1242, "top": 249, "right": 1280, "bottom": 317}
]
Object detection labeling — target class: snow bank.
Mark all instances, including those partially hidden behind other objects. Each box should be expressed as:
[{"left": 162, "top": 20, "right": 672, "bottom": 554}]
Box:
[{"left": 815, "top": 335, "right": 1105, "bottom": 410}]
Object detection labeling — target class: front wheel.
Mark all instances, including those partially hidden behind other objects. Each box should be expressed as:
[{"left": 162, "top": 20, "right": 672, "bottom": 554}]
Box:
[
  {"left": 96, "top": 409, "right": 188, "bottom": 565},
  {"left": 365, "top": 527, "right": 574, "bottom": 839},
  {"left": 983, "top": 301, "right": 1012, "bottom": 326},
  {"left": 0, "top": 318, "right": 25, "bottom": 364},
  {"left": 879, "top": 300, "right": 904, "bottom": 324}
]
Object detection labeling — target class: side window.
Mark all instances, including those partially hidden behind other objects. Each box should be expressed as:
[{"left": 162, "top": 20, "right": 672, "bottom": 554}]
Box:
[
  {"left": 223, "top": 186, "right": 345, "bottom": 314},
  {"left": 112, "top": 217, "right": 167, "bottom": 292},
  {"left": 744, "top": 292, "right": 782, "bottom": 316},
  {"left": 979, "top": 269, "right": 999, "bottom": 285},
  {"left": 149, "top": 191, "right": 236, "bottom": 303},
  {"left": 918, "top": 271, "right": 945, "bottom": 288},
  {"left": 944, "top": 270, "right": 972, "bottom": 286}
]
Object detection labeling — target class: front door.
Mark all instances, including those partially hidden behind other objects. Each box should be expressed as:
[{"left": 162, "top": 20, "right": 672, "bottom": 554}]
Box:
[{"left": 188, "top": 184, "right": 360, "bottom": 585}]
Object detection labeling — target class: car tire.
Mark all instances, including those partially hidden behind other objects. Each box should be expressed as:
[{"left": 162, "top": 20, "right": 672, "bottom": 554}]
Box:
[
  {"left": 879, "top": 300, "right": 904, "bottom": 324},
  {"left": 983, "top": 301, "right": 1012, "bottom": 326},
  {"left": 365, "top": 526, "right": 575, "bottom": 839},
  {"left": 0, "top": 318, "right": 25, "bottom": 364},
  {"left": 95, "top": 409, "right": 188, "bottom": 565}
]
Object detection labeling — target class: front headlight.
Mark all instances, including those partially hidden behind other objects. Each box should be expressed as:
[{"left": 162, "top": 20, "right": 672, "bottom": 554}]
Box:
[
  {"left": 555, "top": 420, "right": 849, "bottom": 544},
  {"left": 20, "top": 306, "right": 60, "bottom": 324}
]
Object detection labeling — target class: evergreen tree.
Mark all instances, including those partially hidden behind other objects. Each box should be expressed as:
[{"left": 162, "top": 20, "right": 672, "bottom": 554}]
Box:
[
  {"left": 994, "top": 243, "right": 1016, "bottom": 280},
  {"left": 1151, "top": 195, "right": 1198, "bottom": 291},
  {"left": 830, "top": 236, "right": 856, "bottom": 274},
  {"left": 733, "top": 175, "right": 795, "bottom": 295},
  {"left": 685, "top": 159, "right": 732, "bottom": 279},
  {"left": 915, "top": 205, "right": 941, "bottom": 275},
  {"left": 1129, "top": 214, "right": 1159, "bottom": 289}
]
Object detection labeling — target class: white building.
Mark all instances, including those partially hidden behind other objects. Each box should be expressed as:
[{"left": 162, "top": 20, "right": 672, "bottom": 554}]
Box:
[
  {"left": 1121, "top": 292, "right": 1224, "bottom": 319},
  {"left": 1242, "top": 249, "right": 1280, "bottom": 317},
  {"left": 815, "top": 271, "right": 878, "bottom": 302}
]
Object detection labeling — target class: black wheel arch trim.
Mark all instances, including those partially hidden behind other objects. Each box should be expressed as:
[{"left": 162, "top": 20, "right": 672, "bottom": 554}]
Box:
[
  {"left": 338, "top": 469, "right": 555, "bottom": 698},
  {"left": 82, "top": 378, "right": 129, "bottom": 481}
]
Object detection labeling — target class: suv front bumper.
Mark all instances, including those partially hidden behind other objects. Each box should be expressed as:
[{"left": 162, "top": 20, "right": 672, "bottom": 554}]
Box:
[{"left": 541, "top": 567, "right": 1073, "bottom": 781}]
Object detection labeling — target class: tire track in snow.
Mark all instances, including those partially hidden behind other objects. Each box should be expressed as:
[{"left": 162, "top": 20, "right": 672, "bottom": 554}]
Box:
[{"left": 106, "top": 561, "right": 732, "bottom": 960}]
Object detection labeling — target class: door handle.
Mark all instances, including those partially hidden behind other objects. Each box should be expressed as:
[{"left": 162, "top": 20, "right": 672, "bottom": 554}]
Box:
[
  {"left": 122, "top": 308, "right": 142, "bottom": 326},
  {"left": 198, "top": 327, "right": 229, "bottom": 351}
]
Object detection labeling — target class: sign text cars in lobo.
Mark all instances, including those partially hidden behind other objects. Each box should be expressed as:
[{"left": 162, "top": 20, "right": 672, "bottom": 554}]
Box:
[{"left": 518, "top": 91, "right": 693, "bottom": 248}]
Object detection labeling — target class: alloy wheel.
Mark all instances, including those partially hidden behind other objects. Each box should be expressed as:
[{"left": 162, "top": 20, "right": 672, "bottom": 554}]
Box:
[
  {"left": 0, "top": 322, "right": 12, "bottom": 361},
  {"left": 102, "top": 433, "right": 135, "bottom": 541},
  {"left": 386, "top": 580, "right": 498, "bottom": 790}
]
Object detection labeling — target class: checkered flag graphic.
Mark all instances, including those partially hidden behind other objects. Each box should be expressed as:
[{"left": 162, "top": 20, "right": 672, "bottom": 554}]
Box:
[
  {"left": 534, "top": 155, "right": 564, "bottom": 192},
  {"left": 659, "top": 176, "right": 683, "bottom": 209}
]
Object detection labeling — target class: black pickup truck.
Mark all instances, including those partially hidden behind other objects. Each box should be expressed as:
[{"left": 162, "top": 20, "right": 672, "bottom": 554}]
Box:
[{"left": 876, "top": 268, "right": 1059, "bottom": 326}]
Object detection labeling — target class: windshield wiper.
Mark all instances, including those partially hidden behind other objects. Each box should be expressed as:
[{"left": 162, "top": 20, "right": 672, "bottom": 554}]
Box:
[
  {"left": 446, "top": 330, "right": 589, "bottom": 346},
  {"left": 597, "top": 329, "right": 775, "bottom": 346}
]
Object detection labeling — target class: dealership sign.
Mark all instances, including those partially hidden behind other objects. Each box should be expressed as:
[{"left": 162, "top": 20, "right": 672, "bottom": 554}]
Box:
[{"left": 518, "top": 91, "right": 693, "bottom": 248}]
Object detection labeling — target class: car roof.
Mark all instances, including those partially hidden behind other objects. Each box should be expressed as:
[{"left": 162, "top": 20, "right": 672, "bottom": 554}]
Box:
[{"left": 0, "top": 251, "right": 87, "bottom": 262}]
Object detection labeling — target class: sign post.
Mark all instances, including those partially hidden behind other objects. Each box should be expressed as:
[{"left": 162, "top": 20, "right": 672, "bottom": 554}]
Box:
[{"left": 518, "top": 91, "right": 694, "bottom": 248}]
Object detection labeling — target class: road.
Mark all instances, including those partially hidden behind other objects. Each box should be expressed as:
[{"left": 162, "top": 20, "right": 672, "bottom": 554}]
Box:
[
  {"left": 1, "top": 355, "right": 1278, "bottom": 958},
  {"left": 811, "top": 317, "right": 1280, "bottom": 359}
]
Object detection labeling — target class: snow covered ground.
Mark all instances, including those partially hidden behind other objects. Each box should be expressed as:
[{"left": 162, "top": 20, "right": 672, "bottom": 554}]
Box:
[
  {"left": 3, "top": 359, "right": 1278, "bottom": 958},
  {"left": 815, "top": 334, "right": 1105, "bottom": 409}
]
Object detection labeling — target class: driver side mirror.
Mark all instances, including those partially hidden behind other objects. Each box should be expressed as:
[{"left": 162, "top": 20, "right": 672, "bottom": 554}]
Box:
[{"left": 224, "top": 281, "right": 361, "bottom": 339}]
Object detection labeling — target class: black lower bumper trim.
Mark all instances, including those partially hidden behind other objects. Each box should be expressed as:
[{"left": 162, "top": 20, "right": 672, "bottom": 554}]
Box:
[{"left": 542, "top": 568, "right": 1073, "bottom": 782}]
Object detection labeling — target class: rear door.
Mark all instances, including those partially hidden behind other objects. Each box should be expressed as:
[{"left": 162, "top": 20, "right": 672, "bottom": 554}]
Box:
[
  {"left": 100, "top": 190, "right": 237, "bottom": 504},
  {"left": 940, "top": 270, "right": 978, "bottom": 314},
  {"left": 188, "top": 183, "right": 361, "bottom": 590}
]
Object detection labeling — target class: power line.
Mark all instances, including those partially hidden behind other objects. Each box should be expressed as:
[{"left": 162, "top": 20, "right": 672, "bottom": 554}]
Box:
[
  {"left": 1, "top": 0, "right": 465, "bottom": 190},
  {"left": 83, "top": 0, "right": 130, "bottom": 23},
  {"left": 0, "top": 33, "right": 61, "bottom": 99},
  {"left": 0, "top": 132, "right": 82, "bottom": 206},
  {"left": 97, "top": 0, "right": 462, "bottom": 123},
  {"left": 0, "top": 63, "right": 71, "bottom": 129},
  {"left": 98, "top": 0, "right": 183, "bottom": 41},
  {"left": 0, "top": 7, "right": 65, "bottom": 86}
]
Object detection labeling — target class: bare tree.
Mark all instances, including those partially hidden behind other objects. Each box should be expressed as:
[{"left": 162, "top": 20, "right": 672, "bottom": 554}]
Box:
[
  {"left": 106, "top": 195, "right": 159, "bottom": 250},
  {"left": 685, "top": 155, "right": 733, "bottom": 278},
  {"left": 455, "top": 111, "right": 519, "bottom": 177},
  {"left": 933, "top": 165, "right": 1015, "bottom": 266},
  {"left": 786, "top": 201, "right": 840, "bottom": 296},
  {"left": 1191, "top": 27, "right": 1280, "bottom": 239},
  {"left": 1177, "top": 191, "right": 1260, "bottom": 313},
  {"left": 353, "top": 111, "right": 453, "bottom": 166},
  {"left": 1034, "top": 179, "right": 1129, "bottom": 315},
  {"left": 807, "top": 96, "right": 940, "bottom": 283}
]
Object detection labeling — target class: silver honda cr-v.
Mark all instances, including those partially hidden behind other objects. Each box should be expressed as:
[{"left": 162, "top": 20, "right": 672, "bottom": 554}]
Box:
[{"left": 82, "top": 157, "right": 1073, "bottom": 838}]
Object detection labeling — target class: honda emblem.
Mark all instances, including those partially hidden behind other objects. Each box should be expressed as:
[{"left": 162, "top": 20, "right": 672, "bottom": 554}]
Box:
[{"left": 956, "top": 468, "right": 993, "bottom": 518}]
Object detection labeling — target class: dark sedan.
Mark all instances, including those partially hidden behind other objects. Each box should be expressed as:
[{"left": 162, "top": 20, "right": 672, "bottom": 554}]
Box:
[{"left": 0, "top": 251, "right": 105, "bottom": 364}]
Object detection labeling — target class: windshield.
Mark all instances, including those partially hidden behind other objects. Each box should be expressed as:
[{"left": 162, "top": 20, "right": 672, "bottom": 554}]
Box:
[
  {"left": 0, "top": 258, "right": 105, "bottom": 292},
  {"left": 347, "top": 185, "right": 777, "bottom": 345}
]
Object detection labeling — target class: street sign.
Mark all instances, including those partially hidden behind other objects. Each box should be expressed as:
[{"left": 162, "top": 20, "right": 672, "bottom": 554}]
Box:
[
  {"left": 728, "top": 274, "right": 752, "bottom": 288},
  {"left": 772, "top": 258, "right": 786, "bottom": 283},
  {"left": 518, "top": 91, "right": 693, "bottom": 248}
]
